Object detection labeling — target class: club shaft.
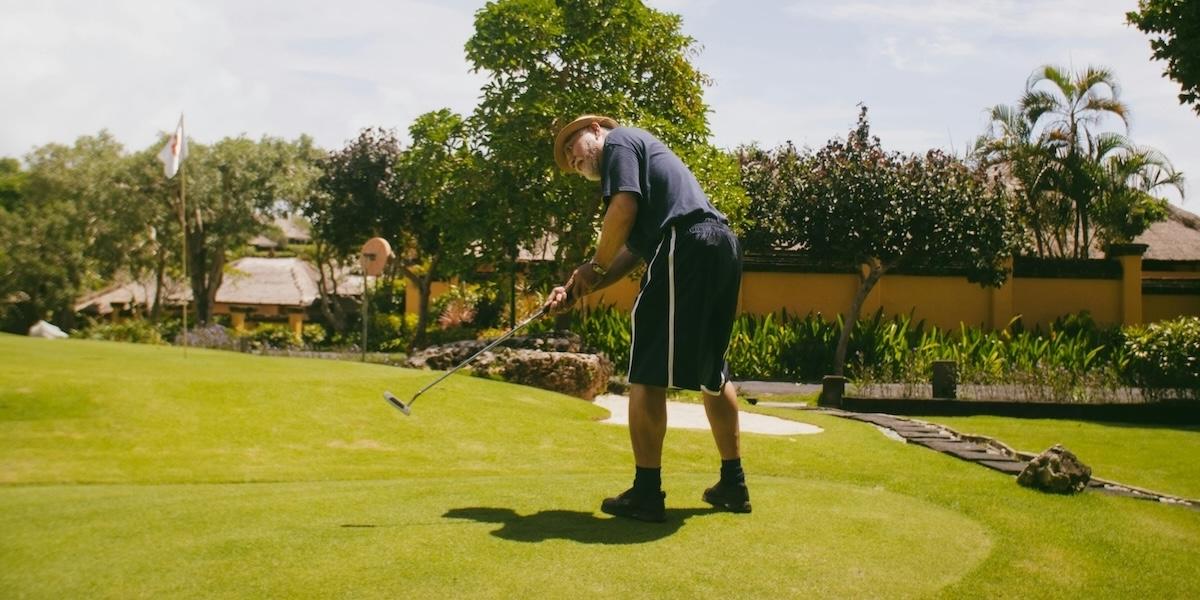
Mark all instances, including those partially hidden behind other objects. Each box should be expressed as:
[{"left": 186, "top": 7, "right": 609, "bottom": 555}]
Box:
[{"left": 409, "top": 307, "right": 547, "bottom": 403}]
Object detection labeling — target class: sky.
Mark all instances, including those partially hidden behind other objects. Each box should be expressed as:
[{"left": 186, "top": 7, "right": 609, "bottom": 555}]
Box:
[{"left": 2, "top": 0, "right": 1196, "bottom": 205}]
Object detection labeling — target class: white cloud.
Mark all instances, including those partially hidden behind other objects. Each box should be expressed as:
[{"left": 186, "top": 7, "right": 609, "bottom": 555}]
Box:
[{"left": 0, "top": 0, "right": 484, "bottom": 156}]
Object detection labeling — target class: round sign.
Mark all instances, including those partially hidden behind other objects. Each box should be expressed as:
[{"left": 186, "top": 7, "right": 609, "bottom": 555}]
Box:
[{"left": 360, "top": 237, "right": 393, "bottom": 277}]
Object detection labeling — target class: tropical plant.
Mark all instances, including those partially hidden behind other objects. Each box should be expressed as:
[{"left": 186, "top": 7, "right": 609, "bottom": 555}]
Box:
[{"left": 974, "top": 64, "right": 1183, "bottom": 257}]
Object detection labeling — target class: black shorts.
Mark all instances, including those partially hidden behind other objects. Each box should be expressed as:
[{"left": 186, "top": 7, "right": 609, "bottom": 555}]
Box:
[{"left": 628, "top": 218, "right": 742, "bottom": 393}]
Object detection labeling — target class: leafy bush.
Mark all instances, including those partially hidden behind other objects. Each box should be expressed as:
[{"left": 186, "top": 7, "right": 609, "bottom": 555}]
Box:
[
  {"left": 73, "top": 319, "right": 164, "bottom": 345},
  {"left": 242, "top": 324, "right": 302, "bottom": 351},
  {"left": 375, "top": 312, "right": 420, "bottom": 352},
  {"left": 301, "top": 323, "right": 327, "bottom": 348},
  {"left": 1123, "top": 317, "right": 1200, "bottom": 397}
]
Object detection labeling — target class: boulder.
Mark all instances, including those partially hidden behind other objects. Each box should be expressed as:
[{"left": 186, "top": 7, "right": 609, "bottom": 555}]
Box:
[
  {"left": 1017, "top": 444, "right": 1092, "bottom": 494},
  {"left": 405, "top": 331, "right": 585, "bottom": 371},
  {"left": 405, "top": 334, "right": 613, "bottom": 400}
]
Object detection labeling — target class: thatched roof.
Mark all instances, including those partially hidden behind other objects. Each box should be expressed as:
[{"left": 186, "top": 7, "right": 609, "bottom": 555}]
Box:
[
  {"left": 216, "top": 257, "right": 362, "bottom": 307},
  {"left": 74, "top": 279, "right": 192, "bottom": 315},
  {"left": 76, "top": 258, "right": 363, "bottom": 314},
  {"left": 1136, "top": 203, "right": 1200, "bottom": 261}
]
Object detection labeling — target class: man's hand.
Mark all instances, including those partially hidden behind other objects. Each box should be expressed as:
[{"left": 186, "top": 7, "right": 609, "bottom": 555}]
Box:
[
  {"left": 544, "top": 262, "right": 604, "bottom": 314},
  {"left": 544, "top": 284, "right": 575, "bottom": 314}
]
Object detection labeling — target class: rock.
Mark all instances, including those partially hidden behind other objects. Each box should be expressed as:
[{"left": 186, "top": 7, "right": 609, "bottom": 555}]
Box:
[
  {"left": 27, "top": 320, "right": 68, "bottom": 339},
  {"left": 405, "top": 336, "right": 613, "bottom": 400},
  {"left": 489, "top": 349, "right": 614, "bottom": 401},
  {"left": 1017, "top": 444, "right": 1092, "bottom": 494},
  {"left": 404, "top": 331, "right": 586, "bottom": 371}
]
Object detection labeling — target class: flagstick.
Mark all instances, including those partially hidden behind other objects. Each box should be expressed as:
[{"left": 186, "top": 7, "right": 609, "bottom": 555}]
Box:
[{"left": 179, "top": 150, "right": 189, "bottom": 358}]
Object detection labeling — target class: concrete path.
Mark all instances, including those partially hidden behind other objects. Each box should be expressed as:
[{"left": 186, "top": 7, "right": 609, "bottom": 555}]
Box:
[{"left": 593, "top": 394, "right": 822, "bottom": 436}]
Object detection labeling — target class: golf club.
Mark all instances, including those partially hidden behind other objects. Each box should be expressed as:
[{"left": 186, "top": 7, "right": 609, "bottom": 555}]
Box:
[{"left": 384, "top": 305, "right": 549, "bottom": 416}]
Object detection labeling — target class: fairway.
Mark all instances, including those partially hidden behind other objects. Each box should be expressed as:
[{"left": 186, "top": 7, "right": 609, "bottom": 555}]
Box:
[{"left": 2, "top": 335, "right": 1199, "bottom": 598}]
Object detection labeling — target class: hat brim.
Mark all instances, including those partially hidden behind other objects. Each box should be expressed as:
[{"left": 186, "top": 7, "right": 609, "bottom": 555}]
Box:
[{"left": 554, "top": 115, "right": 619, "bottom": 173}]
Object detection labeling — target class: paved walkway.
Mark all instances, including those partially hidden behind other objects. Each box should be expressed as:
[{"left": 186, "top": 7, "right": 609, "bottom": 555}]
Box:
[{"left": 592, "top": 394, "right": 822, "bottom": 436}]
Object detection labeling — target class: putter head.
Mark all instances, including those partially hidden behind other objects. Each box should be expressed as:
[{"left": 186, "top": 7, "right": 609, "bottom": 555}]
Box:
[{"left": 383, "top": 391, "right": 412, "bottom": 416}]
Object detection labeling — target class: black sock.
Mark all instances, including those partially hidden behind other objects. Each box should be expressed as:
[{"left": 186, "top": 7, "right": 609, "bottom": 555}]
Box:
[
  {"left": 633, "top": 466, "right": 661, "bottom": 493},
  {"left": 720, "top": 458, "right": 745, "bottom": 485}
]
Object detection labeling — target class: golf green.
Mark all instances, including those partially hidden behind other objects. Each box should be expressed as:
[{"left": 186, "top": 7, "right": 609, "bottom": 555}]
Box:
[
  {"left": 0, "top": 475, "right": 988, "bottom": 598},
  {"left": 2, "top": 335, "right": 1199, "bottom": 598}
]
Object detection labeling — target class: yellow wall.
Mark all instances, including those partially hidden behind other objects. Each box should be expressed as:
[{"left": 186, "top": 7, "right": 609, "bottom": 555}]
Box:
[
  {"left": 878, "top": 275, "right": 993, "bottom": 330},
  {"left": 418, "top": 263, "right": 1197, "bottom": 331},
  {"left": 1145, "top": 294, "right": 1200, "bottom": 322},
  {"left": 578, "top": 271, "right": 1118, "bottom": 331},
  {"left": 1011, "top": 278, "right": 1122, "bottom": 329},
  {"left": 404, "top": 280, "right": 455, "bottom": 316}
]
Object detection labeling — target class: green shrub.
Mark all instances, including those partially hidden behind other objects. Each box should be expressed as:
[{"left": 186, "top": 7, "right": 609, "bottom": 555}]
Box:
[
  {"left": 1123, "top": 317, "right": 1200, "bottom": 397},
  {"left": 574, "top": 306, "right": 632, "bottom": 366},
  {"left": 73, "top": 319, "right": 164, "bottom": 345},
  {"left": 301, "top": 323, "right": 327, "bottom": 348},
  {"left": 375, "top": 312, "right": 419, "bottom": 352},
  {"left": 243, "top": 324, "right": 301, "bottom": 351}
]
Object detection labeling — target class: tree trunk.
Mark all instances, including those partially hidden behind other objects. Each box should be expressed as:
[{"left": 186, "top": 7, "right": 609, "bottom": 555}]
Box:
[
  {"left": 150, "top": 248, "right": 166, "bottom": 321},
  {"left": 832, "top": 258, "right": 887, "bottom": 377},
  {"left": 313, "top": 256, "right": 347, "bottom": 333}
]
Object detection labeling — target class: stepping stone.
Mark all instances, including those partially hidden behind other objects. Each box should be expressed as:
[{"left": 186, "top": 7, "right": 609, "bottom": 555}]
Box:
[
  {"left": 910, "top": 439, "right": 981, "bottom": 452},
  {"left": 942, "top": 449, "right": 1017, "bottom": 462},
  {"left": 904, "top": 433, "right": 957, "bottom": 442},
  {"left": 978, "top": 460, "right": 1028, "bottom": 475}
]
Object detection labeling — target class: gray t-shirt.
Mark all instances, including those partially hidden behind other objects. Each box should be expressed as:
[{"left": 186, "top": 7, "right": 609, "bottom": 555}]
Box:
[{"left": 600, "top": 127, "right": 727, "bottom": 259}]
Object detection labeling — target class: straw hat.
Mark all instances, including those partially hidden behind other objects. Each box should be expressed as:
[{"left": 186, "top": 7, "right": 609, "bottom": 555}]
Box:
[{"left": 554, "top": 114, "right": 619, "bottom": 173}]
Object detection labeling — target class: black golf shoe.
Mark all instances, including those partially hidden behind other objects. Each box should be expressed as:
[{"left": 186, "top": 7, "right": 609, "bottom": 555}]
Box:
[
  {"left": 600, "top": 487, "right": 667, "bottom": 523},
  {"left": 702, "top": 480, "right": 752, "bottom": 513}
]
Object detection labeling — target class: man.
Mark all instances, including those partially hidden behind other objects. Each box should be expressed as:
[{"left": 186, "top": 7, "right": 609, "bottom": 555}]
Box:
[{"left": 545, "top": 115, "right": 749, "bottom": 523}]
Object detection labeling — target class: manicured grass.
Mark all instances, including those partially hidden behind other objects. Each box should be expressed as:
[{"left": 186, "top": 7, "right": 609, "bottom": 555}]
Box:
[
  {"left": 2, "top": 334, "right": 1199, "bottom": 598},
  {"left": 910, "top": 414, "right": 1200, "bottom": 500}
]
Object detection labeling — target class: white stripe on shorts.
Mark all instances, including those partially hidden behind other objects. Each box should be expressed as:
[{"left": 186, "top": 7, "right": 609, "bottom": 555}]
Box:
[
  {"left": 628, "top": 233, "right": 671, "bottom": 380},
  {"left": 667, "top": 226, "right": 677, "bottom": 388}
]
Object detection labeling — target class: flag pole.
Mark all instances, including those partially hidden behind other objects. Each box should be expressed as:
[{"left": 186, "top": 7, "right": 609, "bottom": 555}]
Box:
[{"left": 179, "top": 116, "right": 189, "bottom": 357}]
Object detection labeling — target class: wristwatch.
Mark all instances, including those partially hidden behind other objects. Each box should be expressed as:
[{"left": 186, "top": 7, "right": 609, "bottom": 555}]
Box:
[{"left": 588, "top": 260, "right": 608, "bottom": 278}]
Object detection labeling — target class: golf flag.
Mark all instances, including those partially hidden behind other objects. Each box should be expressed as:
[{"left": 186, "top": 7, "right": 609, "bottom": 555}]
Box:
[{"left": 157, "top": 115, "right": 188, "bottom": 179}]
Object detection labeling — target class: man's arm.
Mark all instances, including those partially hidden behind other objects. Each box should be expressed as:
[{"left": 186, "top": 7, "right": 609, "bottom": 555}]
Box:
[
  {"left": 592, "top": 192, "right": 638, "bottom": 269},
  {"left": 544, "top": 192, "right": 639, "bottom": 313}
]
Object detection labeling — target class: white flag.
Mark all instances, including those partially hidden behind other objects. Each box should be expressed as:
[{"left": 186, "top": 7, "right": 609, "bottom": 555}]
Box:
[{"left": 157, "top": 115, "right": 188, "bottom": 179}]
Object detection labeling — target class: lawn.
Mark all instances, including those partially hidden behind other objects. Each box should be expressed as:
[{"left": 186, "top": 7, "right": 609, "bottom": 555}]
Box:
[
  {"left": 909, "top": 414, "right": 1200, "bottom": 501},
  {"left": 1, "top": 334, "right": 1198, "bottom": 598}
]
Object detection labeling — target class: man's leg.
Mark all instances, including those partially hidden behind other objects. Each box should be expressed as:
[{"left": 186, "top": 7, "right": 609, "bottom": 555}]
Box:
[
  {"left": 702, "top": 381, "right": 740, "bottom": 460},
  {"left": 629, "top": 383, "right": 668, "bottom": 467},
  {"left": 600, "top": 383, "right": 669, "bottom": 522},
  {"left": 702, "top": 381, "right": 751, "bottom": 513}
]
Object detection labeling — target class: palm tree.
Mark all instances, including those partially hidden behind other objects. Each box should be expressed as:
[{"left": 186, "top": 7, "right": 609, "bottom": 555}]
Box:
[
  {"left": 1085, "top": 133, "right": 1185, "bottom": 248},
  {"left": 1020, "top": 65, "right": 1130, "bottom": 257},
  {"left": 973, "top": 104, "right": 1070, "bottom": 257}
]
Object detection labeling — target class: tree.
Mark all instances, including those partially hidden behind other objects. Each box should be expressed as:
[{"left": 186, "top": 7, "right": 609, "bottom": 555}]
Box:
[
  {"left": 743, "top": 107, "right": 1017, "bottom": 376},
  {"left": 0, "top": 133, "right": 139, "bottom": 331},
  {"left": 1128, "top": 0, "right": 1200, "bottom": 116},
  {"left": 183, "top": 135, "right": 322, "bottom": 324},
  {"left": 973, "top": 104, "right": 1071, "bottom": 257},
  {"left": 392, "top": 110, "right": 480, "bottom": 347},
  {"left": 1085, "top": 133, "right": 1184, "bottom": 246},
  {"left": 465, "top": 0, "right": 746, "bottom": 305},
  {"left": 305, "top": 112, "right": 476, "bottom": 349},
  {"left": 1022, "top": 65, "right": 1130, "bottom": 257},
  {"left": 974, "top": 64, "right": 1181, "bottom": 257}
]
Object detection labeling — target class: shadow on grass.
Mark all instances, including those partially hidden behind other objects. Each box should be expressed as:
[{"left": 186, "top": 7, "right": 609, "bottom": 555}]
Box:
[{"left": 443, "top": 506, "right": 719, "bottom": 544}]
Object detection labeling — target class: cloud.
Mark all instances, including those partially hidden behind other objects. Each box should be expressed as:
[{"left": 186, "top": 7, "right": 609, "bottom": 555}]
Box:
[
  {"left": 0, "top": 0, "right": 485, "bottom": 156},
  {"left": 788, "top": 0, "right": 1126, "bottom": 38}
]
